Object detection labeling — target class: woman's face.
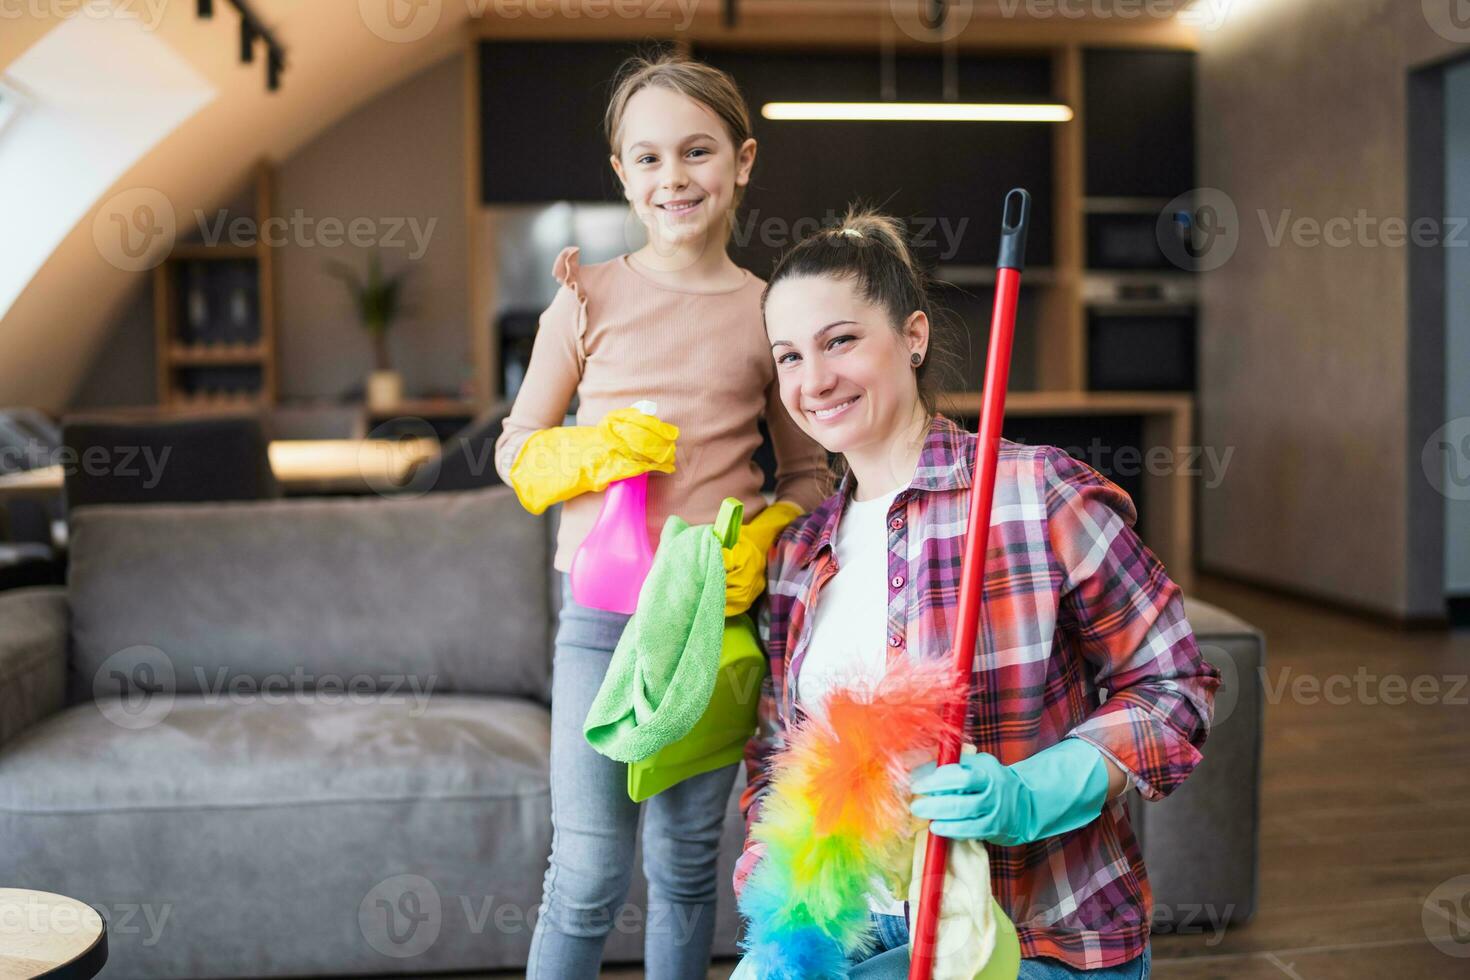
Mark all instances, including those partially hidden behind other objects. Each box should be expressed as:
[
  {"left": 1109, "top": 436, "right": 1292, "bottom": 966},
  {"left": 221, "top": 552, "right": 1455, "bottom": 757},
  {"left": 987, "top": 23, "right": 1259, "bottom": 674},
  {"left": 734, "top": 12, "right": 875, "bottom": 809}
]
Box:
[
  {"left": 609, "top": 85, "right": 755, "bottom": 261},
  {"left": 765, "top": 274, "right": 928, "bottom": 463}
]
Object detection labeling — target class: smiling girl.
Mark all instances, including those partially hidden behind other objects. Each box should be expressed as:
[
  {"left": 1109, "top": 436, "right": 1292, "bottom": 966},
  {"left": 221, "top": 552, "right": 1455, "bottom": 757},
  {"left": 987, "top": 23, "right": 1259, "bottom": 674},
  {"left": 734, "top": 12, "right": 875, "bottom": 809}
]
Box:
[
  {"left": 491, "top": 54, "right": 832, "bottom": 978},
  {"left": 732, "top": 208, "right": 1220, "bottom": 978}
]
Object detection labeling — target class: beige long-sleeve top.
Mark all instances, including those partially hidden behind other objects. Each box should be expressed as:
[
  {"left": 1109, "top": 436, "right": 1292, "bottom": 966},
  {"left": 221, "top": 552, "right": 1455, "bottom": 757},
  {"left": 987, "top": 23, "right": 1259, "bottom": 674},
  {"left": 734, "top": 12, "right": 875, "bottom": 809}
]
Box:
[{"left": 494, "top": 246, "right": 834, "bottom": 572}]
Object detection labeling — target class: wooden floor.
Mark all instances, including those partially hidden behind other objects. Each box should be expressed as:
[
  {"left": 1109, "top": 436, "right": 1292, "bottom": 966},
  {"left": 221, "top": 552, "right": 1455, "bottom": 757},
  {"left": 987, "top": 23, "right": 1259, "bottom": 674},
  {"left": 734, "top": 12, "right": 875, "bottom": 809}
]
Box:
[{"left": 500, "top": 575, "right": 1470, "bottom": 978}]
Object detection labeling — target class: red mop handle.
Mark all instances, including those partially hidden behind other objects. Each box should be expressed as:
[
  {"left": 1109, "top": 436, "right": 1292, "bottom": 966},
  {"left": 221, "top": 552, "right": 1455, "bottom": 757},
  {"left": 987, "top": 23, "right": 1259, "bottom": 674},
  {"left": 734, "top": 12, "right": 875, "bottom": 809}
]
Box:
[{"left": 909, "top": 189, "right": 1031, "bottom": 980}]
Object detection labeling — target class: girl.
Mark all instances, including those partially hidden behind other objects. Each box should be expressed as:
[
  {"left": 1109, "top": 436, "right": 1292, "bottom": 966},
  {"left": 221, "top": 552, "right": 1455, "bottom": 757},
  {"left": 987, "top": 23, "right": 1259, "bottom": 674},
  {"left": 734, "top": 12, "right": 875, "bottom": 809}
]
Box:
[
  {"left": 491, "top": 54, "right": 833, "bottom": 978},
  {"left": 732, "top": 208, "right": 1220, "bottom": 978}
]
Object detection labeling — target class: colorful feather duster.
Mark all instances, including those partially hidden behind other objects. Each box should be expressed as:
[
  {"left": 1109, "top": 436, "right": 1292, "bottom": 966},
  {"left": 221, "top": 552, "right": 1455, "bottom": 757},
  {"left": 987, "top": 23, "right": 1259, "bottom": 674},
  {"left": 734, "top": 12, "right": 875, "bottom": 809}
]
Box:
[{"left": 737, "top": 655, "right": 971, "bottom": 979}]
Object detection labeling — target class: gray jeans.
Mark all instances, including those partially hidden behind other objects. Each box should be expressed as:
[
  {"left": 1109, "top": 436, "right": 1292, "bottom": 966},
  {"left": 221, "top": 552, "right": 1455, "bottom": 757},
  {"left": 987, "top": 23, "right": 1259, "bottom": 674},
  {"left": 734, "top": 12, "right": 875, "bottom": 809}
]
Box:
[{"left": 526, "top": 573, "right": 739, "bottom": 979}]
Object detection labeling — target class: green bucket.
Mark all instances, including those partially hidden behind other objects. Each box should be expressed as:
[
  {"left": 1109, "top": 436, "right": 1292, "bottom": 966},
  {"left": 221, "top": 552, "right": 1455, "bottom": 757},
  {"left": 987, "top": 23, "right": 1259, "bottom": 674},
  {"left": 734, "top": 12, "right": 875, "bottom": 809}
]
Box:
[{"left": 626, "top": 498, "right": 767, "bottom": 803}]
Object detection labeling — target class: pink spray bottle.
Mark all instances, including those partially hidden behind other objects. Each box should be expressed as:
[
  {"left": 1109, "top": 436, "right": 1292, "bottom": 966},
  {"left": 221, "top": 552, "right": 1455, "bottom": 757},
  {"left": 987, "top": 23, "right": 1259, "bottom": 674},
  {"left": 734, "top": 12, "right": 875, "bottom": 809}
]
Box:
[{"left": 569, "top": 399, "right": 660, "bottom": 614}]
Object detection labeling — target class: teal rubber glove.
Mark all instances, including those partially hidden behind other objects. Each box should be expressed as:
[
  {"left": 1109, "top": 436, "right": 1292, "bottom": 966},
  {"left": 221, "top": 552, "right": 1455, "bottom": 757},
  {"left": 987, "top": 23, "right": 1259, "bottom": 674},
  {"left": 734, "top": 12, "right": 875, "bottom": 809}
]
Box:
[{"left": 908, "top": 737, "right": 1111, "bottom": 846}]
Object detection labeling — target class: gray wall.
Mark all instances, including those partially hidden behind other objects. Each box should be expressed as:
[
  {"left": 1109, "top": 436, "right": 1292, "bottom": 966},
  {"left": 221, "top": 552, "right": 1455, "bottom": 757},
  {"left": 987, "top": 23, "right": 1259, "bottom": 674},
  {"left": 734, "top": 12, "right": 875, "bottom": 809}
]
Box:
[
  {"left": 275, "top": 51, "right": 467, "bottom": 402},
  {"left": 1195, "top": 0, "right": 1462, "bottom": 618},
  {"left": 1446, "top": 59, "right": 1470, "bottom": 597},
  {"left": 68, "top": 50, "right": 468, "bottom": 410}
]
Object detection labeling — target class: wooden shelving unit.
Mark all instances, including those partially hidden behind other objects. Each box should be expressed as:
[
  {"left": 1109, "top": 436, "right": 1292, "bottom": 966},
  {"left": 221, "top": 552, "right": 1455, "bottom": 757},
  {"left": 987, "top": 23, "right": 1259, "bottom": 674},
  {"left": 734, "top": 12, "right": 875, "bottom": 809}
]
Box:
[
  {"left": 462, "top": 11, "right": 1202, "bottom": 584},
  {"left": 153, "top": 160, "right": 278, "bottom": 412},
  {"left": 464, "top": 13, "right": 1198, "bottom": 409}
]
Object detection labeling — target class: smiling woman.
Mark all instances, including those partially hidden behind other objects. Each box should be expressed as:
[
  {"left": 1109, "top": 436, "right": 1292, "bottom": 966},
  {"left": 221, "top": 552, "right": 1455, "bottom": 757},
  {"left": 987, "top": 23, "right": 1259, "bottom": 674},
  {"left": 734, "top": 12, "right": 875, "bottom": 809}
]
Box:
[
  {"left": 737, "top": 205, "right": 1214, "bottom": 979},
  {"left": 762, "top": 206, "right": 965, "bottom": 498}
]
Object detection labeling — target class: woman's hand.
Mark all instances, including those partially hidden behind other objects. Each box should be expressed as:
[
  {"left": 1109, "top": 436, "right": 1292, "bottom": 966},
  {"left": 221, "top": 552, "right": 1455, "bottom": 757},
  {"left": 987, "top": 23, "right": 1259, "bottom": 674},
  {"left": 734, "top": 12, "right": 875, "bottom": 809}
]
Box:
[{"left": 908, "top": 738, "right": 1114, "bottom": 846}]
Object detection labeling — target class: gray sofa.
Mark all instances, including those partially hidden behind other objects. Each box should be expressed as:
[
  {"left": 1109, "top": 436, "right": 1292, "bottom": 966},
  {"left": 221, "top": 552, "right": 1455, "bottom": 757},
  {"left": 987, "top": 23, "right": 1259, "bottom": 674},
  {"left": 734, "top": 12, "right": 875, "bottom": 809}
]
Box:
[{"left": 0, "top": 486, "right": 1262, "bottom": 978}]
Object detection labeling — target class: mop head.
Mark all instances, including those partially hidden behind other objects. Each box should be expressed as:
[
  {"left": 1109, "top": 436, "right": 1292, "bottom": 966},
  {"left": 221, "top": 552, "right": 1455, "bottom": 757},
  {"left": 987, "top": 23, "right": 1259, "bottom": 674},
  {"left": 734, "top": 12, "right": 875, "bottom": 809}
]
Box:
[{"left": 737, "top": 655, "right": 971, "bottom": 979}]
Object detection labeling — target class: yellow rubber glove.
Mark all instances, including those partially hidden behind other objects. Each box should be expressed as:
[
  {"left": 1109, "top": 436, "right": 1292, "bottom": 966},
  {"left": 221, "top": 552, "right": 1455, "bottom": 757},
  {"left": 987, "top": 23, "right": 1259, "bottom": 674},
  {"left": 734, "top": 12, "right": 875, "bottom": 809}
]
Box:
[
  {"left": 507, "top": 407, "right": 679, "bottom": 516},
  {"left": 722, "top": 500, "right": 804, "bottom": 617}
]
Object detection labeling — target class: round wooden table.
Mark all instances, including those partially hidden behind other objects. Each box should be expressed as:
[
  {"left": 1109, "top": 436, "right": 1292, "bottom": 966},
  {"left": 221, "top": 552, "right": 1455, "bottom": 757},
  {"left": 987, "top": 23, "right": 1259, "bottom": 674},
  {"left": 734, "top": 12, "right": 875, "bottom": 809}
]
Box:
[{"left": 0, "top": 889, "right": 107, "bottom": 979}]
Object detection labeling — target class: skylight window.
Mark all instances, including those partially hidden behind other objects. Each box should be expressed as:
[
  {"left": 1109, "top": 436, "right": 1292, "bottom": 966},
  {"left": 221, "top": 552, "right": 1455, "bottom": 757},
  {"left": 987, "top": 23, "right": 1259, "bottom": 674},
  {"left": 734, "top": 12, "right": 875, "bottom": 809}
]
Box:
[
  {"left": 0, "top": 15, "right": 216, "bottom": 322},
  {"left": 0, "top": 82, "right": 21, "bottom": 139}
]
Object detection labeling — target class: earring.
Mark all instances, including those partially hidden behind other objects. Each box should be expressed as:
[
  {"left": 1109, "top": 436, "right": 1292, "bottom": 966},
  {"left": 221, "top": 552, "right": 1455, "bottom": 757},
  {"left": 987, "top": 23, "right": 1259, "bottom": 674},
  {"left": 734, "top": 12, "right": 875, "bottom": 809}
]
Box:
[{"left": 911, "top": 352, "right": 923, "bottom": 367}]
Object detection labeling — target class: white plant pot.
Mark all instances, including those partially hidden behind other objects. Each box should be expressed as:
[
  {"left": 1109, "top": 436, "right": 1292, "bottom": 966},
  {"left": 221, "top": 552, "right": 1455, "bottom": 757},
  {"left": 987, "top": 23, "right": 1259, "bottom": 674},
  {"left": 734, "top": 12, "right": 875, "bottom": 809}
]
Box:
[{"left": 367, "top": 370, "right": 403, "bottom": 411}]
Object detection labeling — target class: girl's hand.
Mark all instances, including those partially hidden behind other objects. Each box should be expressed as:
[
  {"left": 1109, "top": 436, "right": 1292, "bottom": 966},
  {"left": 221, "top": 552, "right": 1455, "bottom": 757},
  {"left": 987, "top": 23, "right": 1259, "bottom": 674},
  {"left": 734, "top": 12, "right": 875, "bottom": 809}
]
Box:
[
  {"left": 506, "top": 409, "right": 678, "bottom": 515},
  {"left": 595, "top": 407, "right": 679, "bottom": 473},
  {"left": 721, "top": 500, "right": 803, "bottom": 617},
  {"left": 908, "top": 738, "right": 1112, "bottom": 846}
]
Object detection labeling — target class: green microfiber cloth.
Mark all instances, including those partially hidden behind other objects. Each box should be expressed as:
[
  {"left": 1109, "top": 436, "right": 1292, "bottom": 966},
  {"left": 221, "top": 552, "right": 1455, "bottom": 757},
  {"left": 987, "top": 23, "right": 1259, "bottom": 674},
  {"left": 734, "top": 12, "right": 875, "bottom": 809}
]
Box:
[{"left": 582, "top": 513, "right": 727, "bottom": 763}]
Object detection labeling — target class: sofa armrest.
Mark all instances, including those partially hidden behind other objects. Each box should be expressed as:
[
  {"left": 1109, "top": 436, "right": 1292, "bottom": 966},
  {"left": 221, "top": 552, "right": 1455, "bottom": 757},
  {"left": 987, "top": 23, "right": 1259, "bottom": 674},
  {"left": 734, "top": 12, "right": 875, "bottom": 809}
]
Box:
[
  {"left": 0, "top": 586, "right": 68, "bottom": 749},
  {"left": 1127, "top": 597, "right": 1265, "bottom": 927}
]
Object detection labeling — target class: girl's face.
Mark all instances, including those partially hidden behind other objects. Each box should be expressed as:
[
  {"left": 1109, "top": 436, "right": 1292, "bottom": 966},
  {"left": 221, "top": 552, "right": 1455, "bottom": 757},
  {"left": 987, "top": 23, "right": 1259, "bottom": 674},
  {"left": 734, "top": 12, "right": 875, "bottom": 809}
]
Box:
[
  {"left": 765, "top": 274, "right": 928, "bottom": 463},
  {"left": 610, "top": 85, "right": 756, "bottom": 259}
]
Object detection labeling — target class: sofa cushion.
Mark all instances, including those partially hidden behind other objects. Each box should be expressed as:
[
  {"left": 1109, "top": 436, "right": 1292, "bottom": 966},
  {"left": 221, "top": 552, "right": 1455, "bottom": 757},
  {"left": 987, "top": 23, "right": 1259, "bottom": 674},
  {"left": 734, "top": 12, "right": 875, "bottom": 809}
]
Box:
[
  {"left": 0, "top": 694, "right": 558, "bottom": 977},
  {"left": 66, "top": 487, "right": 551, "bottom": 702},
  {"left": 0, "top": 694, "right": 551, "bottom": 813}
]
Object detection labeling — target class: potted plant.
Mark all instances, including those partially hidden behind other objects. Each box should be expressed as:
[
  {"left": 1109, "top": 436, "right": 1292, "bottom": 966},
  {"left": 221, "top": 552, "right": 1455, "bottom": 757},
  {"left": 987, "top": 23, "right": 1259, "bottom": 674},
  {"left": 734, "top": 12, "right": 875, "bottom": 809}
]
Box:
[{"left": 326, "top": 252, "right": 410, "bottom": 410}]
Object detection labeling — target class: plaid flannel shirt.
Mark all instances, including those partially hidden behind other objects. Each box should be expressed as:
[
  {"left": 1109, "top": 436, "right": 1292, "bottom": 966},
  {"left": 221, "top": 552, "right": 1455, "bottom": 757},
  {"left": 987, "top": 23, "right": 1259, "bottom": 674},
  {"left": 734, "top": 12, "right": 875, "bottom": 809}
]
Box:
[{"left": 736, "top": 413, "right": 1220, "bottom": 970}]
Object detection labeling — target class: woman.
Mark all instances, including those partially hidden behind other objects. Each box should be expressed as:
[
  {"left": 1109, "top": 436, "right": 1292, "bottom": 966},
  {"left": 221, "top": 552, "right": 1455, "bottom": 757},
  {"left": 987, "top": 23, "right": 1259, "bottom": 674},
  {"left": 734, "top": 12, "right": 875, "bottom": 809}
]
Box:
[{"left": 732, "top": 208, "right": 1221, "bottom": 978}]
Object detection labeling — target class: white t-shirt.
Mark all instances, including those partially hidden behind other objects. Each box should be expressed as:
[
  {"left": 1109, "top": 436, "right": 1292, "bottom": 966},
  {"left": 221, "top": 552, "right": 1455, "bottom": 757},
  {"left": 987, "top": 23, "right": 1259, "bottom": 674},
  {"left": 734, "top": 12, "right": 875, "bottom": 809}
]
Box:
[
  {"left": 795, "top": 484, "right": 908, "bottom": 917},
  {"left": 797, "top": 486, "right": 901, "bottom": 705}
]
